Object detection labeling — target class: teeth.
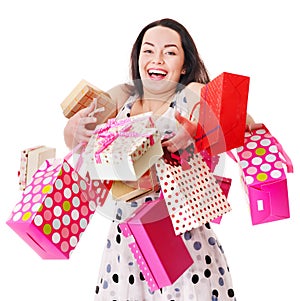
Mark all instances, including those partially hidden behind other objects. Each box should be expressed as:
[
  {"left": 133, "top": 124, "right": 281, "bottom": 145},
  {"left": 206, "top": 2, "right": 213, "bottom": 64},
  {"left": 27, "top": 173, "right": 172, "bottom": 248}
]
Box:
[{"left": 148, "top": 69, "right": 167, "bottom": 76}]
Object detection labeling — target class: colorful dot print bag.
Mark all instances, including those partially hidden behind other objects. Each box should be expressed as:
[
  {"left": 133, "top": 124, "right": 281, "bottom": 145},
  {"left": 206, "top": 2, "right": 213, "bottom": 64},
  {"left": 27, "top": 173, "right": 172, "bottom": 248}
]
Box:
[
  {"left": 235, "top": 124, "right": 293, "bottom": 225},
  {"left": 119, "top": 197, "right": 193, "bottom": 291},
  {"left": 6, "top": 148, "right": 110, "bottom": 259},
  {"left": 194, "top": 72, "right": 250, "bottom": 155},
  {"left": 155, "top": 152, "right": 231, "bottom": 235}
]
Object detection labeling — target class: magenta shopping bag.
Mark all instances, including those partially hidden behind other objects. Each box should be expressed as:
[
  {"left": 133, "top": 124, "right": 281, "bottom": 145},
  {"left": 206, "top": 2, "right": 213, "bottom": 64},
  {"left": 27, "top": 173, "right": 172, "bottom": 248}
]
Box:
[
  {"left": 235, "top": 124, "right": 293, "bottom": 225},
  {"left": 119, "top": 198, "right": 193, "bottom": 291}
]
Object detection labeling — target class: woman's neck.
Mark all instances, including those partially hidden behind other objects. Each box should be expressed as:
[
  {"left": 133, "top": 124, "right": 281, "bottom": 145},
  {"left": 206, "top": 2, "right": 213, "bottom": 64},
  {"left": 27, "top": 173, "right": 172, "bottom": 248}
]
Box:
[{"left": 131, "top": 88, "right": 177, "bottom": 117}]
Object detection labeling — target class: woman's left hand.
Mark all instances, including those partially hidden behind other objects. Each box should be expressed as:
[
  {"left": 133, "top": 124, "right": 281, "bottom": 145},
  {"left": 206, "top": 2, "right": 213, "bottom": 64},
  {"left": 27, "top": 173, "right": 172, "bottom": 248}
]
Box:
[{"left": 161, "top": 111, "right": 197, "bottom": 153}]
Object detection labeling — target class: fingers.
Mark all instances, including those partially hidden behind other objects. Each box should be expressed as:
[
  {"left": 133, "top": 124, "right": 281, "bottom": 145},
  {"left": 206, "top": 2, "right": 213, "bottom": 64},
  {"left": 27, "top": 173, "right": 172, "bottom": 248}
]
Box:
[
  {"left": 79, "top": 100, "right": 97, "bottom": 118},
  {"left": 74, "top": 115, "right": 97, "bottom": 143},
  {"left": 246, "top": 122, "right": 263, "bottom": 133},
  {"left": 74, "top": 123, "right": 95, "bottom": 143},
  {"left": 162, "top": 127, "right": 194, "bottom": 153},
  {"left": 175, "top": 111, "right": 197, "bottom": 138}
]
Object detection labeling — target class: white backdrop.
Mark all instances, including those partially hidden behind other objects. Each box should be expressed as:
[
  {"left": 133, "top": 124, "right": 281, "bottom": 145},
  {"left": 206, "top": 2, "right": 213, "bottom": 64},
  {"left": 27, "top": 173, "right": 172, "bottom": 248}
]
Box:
[{"left": 0, "top": 0, "right": 299, "bottom": 300}]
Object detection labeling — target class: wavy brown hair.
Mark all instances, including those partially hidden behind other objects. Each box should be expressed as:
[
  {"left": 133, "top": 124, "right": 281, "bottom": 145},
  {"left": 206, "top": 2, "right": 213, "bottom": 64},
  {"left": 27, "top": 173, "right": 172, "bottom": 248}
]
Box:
[{"left": 129, "top": 18, "right": 210, "bottom": 97}]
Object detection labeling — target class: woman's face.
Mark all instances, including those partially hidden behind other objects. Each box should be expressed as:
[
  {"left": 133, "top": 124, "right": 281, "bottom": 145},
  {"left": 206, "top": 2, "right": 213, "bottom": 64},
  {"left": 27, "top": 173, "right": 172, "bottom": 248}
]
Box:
[{"left": 138, "top": 25, "right": 186, "bottom": 94}]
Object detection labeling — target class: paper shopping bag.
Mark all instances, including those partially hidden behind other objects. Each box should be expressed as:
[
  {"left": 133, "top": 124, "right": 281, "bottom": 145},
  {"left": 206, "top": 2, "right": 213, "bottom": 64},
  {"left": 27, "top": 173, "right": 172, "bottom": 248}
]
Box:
[
  {"left": 119, "top": 198, "right": 193, "bottom": 291},
  {"left": 194, "top": 72, "right": 250, "bottom": 155},
  {"left": 83, "top": 112, "right": 163, "bottom": 181},
  {"left": 156, "top": 152, "right": 231, "bottom": 235},
  {"left": 18, "top": 146, "right": 56, "bottom": 190},
  {"left": 235, "top": 124, "right": 293, "bottom": 225},
  {"left": 7, "top": 149, "right": 110, "bottom": 259},
  {"left": 60, "top": 79, "right": 116, "bottom": 121}
]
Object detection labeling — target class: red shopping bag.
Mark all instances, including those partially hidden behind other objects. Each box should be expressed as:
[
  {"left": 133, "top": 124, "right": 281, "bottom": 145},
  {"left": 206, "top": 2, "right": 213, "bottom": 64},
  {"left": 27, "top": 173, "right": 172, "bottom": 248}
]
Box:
[{"left": 194, "top": 72, "right": 250, "bottom": 155}]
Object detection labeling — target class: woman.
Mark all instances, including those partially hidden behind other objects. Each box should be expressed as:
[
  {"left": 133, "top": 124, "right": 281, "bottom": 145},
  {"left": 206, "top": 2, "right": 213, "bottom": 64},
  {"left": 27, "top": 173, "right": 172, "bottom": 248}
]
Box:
[{"left": 64, "top": 18, "right": 248, "bottom": 300}]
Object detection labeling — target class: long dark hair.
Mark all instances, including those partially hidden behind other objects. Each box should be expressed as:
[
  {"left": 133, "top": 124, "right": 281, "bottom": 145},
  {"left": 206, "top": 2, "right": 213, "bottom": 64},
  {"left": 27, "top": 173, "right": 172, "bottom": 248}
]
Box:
[{"left": 130, "top": 18, "right": 210, "bottom": 97}]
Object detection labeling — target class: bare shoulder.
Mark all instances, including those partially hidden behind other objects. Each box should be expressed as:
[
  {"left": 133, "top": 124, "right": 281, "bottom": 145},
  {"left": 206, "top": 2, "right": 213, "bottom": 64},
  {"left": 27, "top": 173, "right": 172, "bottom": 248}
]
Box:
[
  {"left": 183, "top": 82, "right": 206, "bottom": 105},
  {"left": 185, "top": 82, "right": 206, "bottom": 96},
  {"left": 107, "top": 83, "right": 133, "bottom": 112}
]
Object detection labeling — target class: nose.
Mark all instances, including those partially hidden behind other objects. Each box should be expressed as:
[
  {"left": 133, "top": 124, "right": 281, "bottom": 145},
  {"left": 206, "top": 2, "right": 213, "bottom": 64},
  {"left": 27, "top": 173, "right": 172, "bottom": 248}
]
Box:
[{"left": 152, "top": 52, "right": 164, "bottom": 65}]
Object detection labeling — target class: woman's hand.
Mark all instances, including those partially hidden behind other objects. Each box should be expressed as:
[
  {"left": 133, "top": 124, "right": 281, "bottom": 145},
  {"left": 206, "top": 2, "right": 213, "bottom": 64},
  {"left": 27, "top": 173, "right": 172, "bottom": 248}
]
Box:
[
  {"left": 64, "top": 101, "right": 97, "bottom": 149},
  {"left": 246, "top": 113, "right": 262, "bottom": 132},
  {"left": 161, "top": 111, "right": 197, "bottom": 153}
]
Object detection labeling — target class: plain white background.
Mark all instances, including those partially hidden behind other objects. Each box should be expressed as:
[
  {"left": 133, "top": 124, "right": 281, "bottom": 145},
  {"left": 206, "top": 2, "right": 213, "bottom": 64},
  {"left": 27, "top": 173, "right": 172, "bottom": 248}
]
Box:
[{"left": 0, "top": 0, "right": 299, "bottom": 300}]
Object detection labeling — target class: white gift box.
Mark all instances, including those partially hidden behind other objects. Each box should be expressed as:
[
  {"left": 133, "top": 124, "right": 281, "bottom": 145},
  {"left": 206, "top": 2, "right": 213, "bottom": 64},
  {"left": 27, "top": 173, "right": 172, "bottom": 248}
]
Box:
[{"left": 83, "top": 113, "right": 163, "bottom": 181}]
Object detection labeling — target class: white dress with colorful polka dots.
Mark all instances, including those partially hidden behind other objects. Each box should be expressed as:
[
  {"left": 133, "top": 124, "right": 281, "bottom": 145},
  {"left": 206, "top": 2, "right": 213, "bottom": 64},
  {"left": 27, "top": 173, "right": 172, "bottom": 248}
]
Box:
[{"left": 94, "top": 90, "right": 236, "bottom": 301}]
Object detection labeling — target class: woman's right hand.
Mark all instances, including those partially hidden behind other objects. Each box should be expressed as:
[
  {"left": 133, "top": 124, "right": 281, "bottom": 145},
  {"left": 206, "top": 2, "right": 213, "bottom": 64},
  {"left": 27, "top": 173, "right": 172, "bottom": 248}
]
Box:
[{"left": 64, "top": 101, "right": 97, "bottom": 149}]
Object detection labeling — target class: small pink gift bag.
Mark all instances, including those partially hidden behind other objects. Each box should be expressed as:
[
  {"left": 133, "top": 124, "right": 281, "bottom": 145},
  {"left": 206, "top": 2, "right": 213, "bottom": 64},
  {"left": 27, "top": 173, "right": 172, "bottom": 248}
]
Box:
[
  {"left": 235, "top": 124, "right": 293, "bottom": 225},
  {"left": 7, "top": 149, "right": 110, "bottom": 259},
  {"left": 119, "top": 198, "right": 193, "bottom": 291}
]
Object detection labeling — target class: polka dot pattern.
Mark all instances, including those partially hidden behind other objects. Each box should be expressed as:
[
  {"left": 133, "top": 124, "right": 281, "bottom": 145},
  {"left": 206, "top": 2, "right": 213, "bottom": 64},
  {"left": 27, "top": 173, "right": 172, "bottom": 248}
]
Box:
[
  {"left": 155, "top": 153, "right": 231, "bottom": 235},
  {"left": 236, "top": 126, "right": 285, "bottom": 185},
  {"left": 7, "top": 159, "right": 106, "bottom": 259},
  {"left": 93, "top": 88, "right": 236, "bottom": 300}
]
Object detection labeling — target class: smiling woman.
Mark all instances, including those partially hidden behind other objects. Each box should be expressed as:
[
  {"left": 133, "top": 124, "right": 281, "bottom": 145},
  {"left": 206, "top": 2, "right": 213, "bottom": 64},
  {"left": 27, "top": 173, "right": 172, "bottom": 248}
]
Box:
[{"left": 62, "top": 18, "right": 254, "bottom": 301}]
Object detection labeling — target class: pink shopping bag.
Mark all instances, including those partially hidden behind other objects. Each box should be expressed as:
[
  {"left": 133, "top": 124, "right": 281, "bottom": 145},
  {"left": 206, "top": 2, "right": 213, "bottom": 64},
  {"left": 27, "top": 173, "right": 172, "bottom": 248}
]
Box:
[
  {"left": 235, "top": 124, "right": 293, "bottom": 225},
  {"left": 7, "top": 148, "right": 110, "bottom": 259},
  {"left": 119, "top": 198, "right": 193, "bottom": 291}
]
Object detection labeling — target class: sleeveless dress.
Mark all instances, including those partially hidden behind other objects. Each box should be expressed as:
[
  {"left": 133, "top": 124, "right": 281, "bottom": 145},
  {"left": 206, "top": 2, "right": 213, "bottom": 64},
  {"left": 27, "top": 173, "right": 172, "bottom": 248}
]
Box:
[{"left": 94, "top": 91, "right": 236, "bottom": 301}]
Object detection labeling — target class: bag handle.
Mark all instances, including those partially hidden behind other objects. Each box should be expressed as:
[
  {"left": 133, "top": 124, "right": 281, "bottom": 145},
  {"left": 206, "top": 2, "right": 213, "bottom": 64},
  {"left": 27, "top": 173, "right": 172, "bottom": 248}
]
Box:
[
  {"left": 64, "top": 142, "right": 86, "bottom": 170},
  {"left": 189, "top": 84, "right": 208, "bottom": 120},
  {"left": 272, "top": 136, "right": 293, "bottom": 173}
]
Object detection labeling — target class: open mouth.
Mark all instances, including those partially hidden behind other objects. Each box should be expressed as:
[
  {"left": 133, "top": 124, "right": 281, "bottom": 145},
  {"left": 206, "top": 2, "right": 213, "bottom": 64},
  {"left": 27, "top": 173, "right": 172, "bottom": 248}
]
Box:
[{"left": 147, "top": 69, "right": 167, "bottom": 80}]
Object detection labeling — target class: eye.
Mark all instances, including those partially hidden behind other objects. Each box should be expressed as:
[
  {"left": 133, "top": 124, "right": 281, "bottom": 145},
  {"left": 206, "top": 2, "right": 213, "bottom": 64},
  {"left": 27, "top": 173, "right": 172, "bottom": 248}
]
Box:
[
  {"left": 143, "top": 49, "right": 152, "bottom": 54},
  {"left": 165, "top": 51, "right": 176, "bottom": 56}
]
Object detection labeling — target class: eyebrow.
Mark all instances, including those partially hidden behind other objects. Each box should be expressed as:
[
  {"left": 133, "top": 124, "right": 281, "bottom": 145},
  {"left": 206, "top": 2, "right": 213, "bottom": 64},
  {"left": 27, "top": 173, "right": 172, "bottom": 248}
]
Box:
[{"left": 143, "top": 42, "right": 179, "bottom": 49}]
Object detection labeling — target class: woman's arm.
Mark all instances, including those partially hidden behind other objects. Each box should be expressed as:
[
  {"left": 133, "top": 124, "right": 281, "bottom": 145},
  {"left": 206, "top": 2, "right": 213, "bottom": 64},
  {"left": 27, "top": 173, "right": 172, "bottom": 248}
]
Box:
[{"left": 63, "top": 83, "right": 130, "bottom": 149}]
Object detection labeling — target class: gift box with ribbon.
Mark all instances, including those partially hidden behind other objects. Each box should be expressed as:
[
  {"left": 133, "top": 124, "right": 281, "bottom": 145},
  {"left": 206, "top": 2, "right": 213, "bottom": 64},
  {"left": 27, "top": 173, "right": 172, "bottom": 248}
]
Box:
[
  {"left": 119, "top": 198, "right": 193, "bottom": 291},
  {"left": 235, "top": 124, "right": 293, "bottom": 225},
  {"left": 83, "top": 112, "right": 163, "bottom": 181}
]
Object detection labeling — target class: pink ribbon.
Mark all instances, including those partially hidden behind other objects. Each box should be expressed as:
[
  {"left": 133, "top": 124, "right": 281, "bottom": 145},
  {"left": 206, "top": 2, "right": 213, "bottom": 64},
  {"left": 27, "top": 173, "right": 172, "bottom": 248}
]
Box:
[{"left": 94, "top": 117, "right": 155, "bottom": 164}]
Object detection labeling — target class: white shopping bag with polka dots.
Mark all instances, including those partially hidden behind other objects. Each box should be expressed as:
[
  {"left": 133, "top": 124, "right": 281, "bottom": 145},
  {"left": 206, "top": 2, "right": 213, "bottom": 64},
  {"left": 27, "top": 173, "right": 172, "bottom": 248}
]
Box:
[
  {"left": 155, "top": 152, "right": 231, "bottom": 235},
  {"left": 235, "top": 124, "right": 293, "bottom": 225},
  {"left": 6, "top": 148, "right": 110, "bottom": 259}
]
